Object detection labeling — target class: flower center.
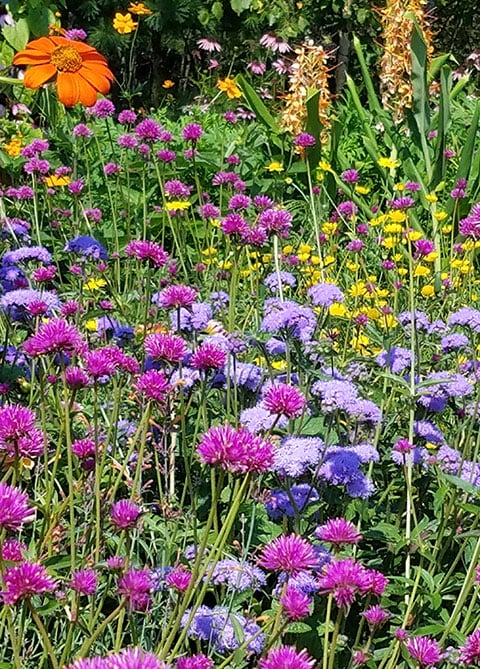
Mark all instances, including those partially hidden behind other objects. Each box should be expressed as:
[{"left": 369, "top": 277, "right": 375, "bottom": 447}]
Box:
[{"left": 50, "top": 45, "right": 82, "bottom": 73}]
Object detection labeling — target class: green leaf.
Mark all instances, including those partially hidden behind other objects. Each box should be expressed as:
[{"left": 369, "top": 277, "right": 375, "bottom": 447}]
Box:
[
  {"left": 447, "top": 100, "right": 480, "bottom": 215},
  {"left": 352, "top": 35, "right": 382, "bottom": 115},
  {"left": 286, "top": 622, "right": 312, "bottom": 634},
  {"left": 27, "top": 7, "right": 55, "bottom": 37},
  {"left": 305, "top": 87, "right": 322, "bottom": 169},
  {"left": 430, "top": 66, "right": 451, "bottom": 188},
  {"left": 212, "top": 1, "right": 223, "bottom": 19},
  {"left": 2, "top": 18, "right": 29, "bottom": 52},
  {"left": 230, "top": 0, "right": 252, "bottom": 15},
  {"left": 236, "top": 74, "right": 283, "bottom": 136},
  {"left": 428, "top": 53, "right": 451, "bottom": 83},
  {"left": 409, "top": 23, "right": 431, "bottom": 178}
]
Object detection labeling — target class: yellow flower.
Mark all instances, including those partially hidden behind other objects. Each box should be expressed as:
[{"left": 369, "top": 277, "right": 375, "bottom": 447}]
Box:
[
  {"left": 378, "top": 157, "right": 400, "bottom": 169},
  {"left": 388, "top": 210, "right": 407, "bottom": 223},
  {"left": 404, "top": 230, "right": 422, "bottom": 242},
  {"left": 323, "top": 255, "right": 336, "bottom": 267},
  {"left": 85, "top": 319, "right": 98, "bottom": 331},
  {"left": 262, "top": 254, "right": 272, "bottom": 263},
  {"left": 384, "top": 223, "right": 403, "bottom": 234},
  {"left": 128, "top": 2, "right": 153, "bottom": 14},
  {"left": 394, "top": 182, "right": 405, "bottom": 191},
  {"left": 414, "top": 264, "right": 430, "bottom": 277},
  {"left": 272, "top": 360, "right": 287, "bottom": 371},
  {"left": 45, "top": 174, "right": 70, "bottom": 187},
  {"left": 421, "top": 285, "right": 435, "bottom": 297},
  {"left": 3, "top": 137, "right": 22, "bottom": 157},
  {"left": 425, "top": 192, "right": 437, "bottom": 203},
  {"left": 84, "top": 278, "right": 107, "bottom": 291},
  {"left": 354, "top": 185, "right": 370, "bottom": 195},
  {"left": 202, "top": 247, "right": 217, "bottom": 257},
  {"left": 350, "top": 333, "right": 371, "bottom": 353},
  {"left": 382, "top": 237, "right": 399, "bottom": 249},
  {"left": 321, "top": 221, "right": 337, "bottom": 236},
  {"left": 165, "top": 201, "right": 191, "bottom": 211},
  {"left": 349, "top": 281, "right": 367, "bottom": 297},
  {"left": 217, "top": 77, "right": 242, "bottom": 99},
  {"left": 113, "top": 12, "right": 138, "bottom": 34},
  {"left": 284, "top": 177, "right": 293, "bottom": 184},
  {"left": 329, "top": 302, "right": 347, "bottom": 317},
  {"left": 346, "top": 261, "right": 359, "bottom": 272},
  {"left": 162, "top": 79, "right": 175, "bottom": 89},
  {"left": 442, "top": 225, "right": 452, "bottom": 234},
  {"left": 267, "top": 161, "right": 284, "bottom": 172},
  {"left": 311, "top": 255, "right": 321, "bottom": 265},
  {"left": 283, "top": 245, "right": 294, "bottom": 254},
  {"left": 423, "top": 252, "right": 439, "bottom": 263},
  {"left": 318, "top": 160, "right": 333, "bottom": 172},
  {"left": 434, "top": 210, "right": 448, "bottom": 222}
]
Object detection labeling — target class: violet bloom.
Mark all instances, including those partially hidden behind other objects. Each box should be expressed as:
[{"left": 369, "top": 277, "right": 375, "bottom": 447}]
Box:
[
  {"left": 135, "top": 118, "right": 162, "bottom": 142},
  {"left": 136, "top": 370, "right": 171, "bottom": 404},
  {"left": 24, "top": 319, "right": 86, "bottom": 358},
  {"left": 405, "top": 636, "right": 444, "bottom": 667},
  {"left": 315, "top": 518, "right": 362, "bottom": 547},
  {"left": 308, "top": 282, "right": 344, "bottom": 307},
  {"left": 190, "top": 342, "right": 227, "bottom": 371},
  {"left": 166, "top": 567, "right": 192, "bottom": 592},
  {"left": 247, "top": 61, "right": 267, "bottom": 75},
  {"left": 2, "top": 562, "right": 56, "bottom": 604},
  {"left": 362, "top": 604, "right": 390, "bottom": 629},
  {"left": 414, "top": 238, "right": 435, "bottom": 256},
  {"left": 68, "top": 179, "right": 84, "bottom": 195},
  {"left": 72, "top": 123, "right": 93, "bottom": 138},
  {"left": 197, "top": 423, "right": 273, "bottom": 474},
  {"left": 144, "top": 333, "right": 187, "bottom": 363},
  {"left": 157, "top": 149, "right": 176, "bottom": 162},
  {"left": 280, "top": 586, "right": 312, "bottom": 620},
  {"left": 164, "top": 179, "right": 192, "bottom": 198},
  {"left": 262, "top": 382, "right": 306, "bottom": 419},
  {"left": 153, "top": 284, "right": 198, "bottom": 308},
  {"left": 259, "top": 33, "right": 292, "bottom": 53},
  {"left": 104, "top": 162, "right": 122, "bottom": 175},
  {"left": 294, "top": 133, "right": 316, "bottom": 148},
  {"left": 117, "top": 568, "right": 152, "bottom": 612},
  {"left": 125, "top": 240, "right": 169, "bottom": 267},
  {"left": 87, "top": 99, "right": 115, "bottom": 119},
  {"left": 109, "top": 648, "right": 168, "bottom": 668},
  {"left": 389, "top": 196, "right": 415, "bottom": 209},
  {"left": 1, "top": 539, "right": 27, "bottom": 562},
  {"left": 111, "top": 499, "right": 142, "bottom": 530},
  {"left": 258, "top": 646, "right": 314, "bottom": 669},
  {"left": 317, "top": 558, "right": 369, "bottom": 608},
  {"left": 259, "top": 534, "right": 318, "bottom": 574},
  {"left": 0, "top": 482, "right": 35, "bottom": 531},
  {"left": 0, "top": 404, "right": 45, "bottom": 459},
  {"left": 341, "top": 169, "right": 360, "bottom": 183},
  {"left": 182, "top": 123, "right": 204, "bottom": 142},
  {"left": 459, "top": 628, "right": 480, "bottom": 665},
  {"left": 118, "top": 109, "right": 137, "bottom": 124},
  {"left": 71, "top": 569, "right": 98, "bottom": 596},
  {"left": 177, "top": 654, "right": 214, "bottom": 669}
]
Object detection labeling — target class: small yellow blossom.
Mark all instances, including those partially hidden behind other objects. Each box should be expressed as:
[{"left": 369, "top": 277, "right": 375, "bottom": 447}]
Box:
[
  {"left": 381, "top": 237, "right": 399, "bottom": 249},
  {"left": 404, "top": 230, "right": 422, "bottom": 242},
  {"left": 262, "top": 254, "right": 272, "bottom": 263},
  {"left": 329, "top": 302, "right": 347, "bottom": 317},
  {"left": 272, "top": 360, "right": 287, "bottom": 371},
  {"left": 165, "top": 201, "right": 191, "bottom": 211},
  {"left": 85, "top": 319, "right": 98, "bottom": 331},
  {"left": 425, "top": 192, "right": 438, "bottom": 203},
  {"left": 350, "top": 333, "right": 372, "bottom": 353},
  {"left": 421, "top": 285, "right": 435, "bottom": 297},
  {"left": 202, "top": 247, "right": 217, "bottom": 257},
  {"left": 217, "top": 77, "right": 242, "bottom": 99},
  {"left": 284, "top": 177, "right": 293, "bottom": 185},
  {"left": 442, "top": 225, "right": 452, "bottom": 234},
  {"left": 162, "top": 80, "right": 175, "bottom": 89},
  {"left": 388, "top": 210, "right": 407, "bottom": 223},
  {"left": 267, "top": 161, "right": 284, "bottom": 172},
  {"left": 84, "top": 278, "right": 107, "bottom": 291},
  {"left": 424, "top": 252, "right": 439, "bottom": 263},
  {"left": 318, "top": 160, "right": 333, "bottom": 172},
  {"left": 414, "top": 265, "right": 430, "bottom": 277},
  {"left": 323, "top": 255, "right": 336, "bottom": 267},
  {"left": 283, "top": 245, "right": 294, "bottom": 254},
  {"left": 349, "top": 281, "right": 367, "bottom": 297},
  {"left": 384, "top": 223, "right": 403, "bottom": 234},
  {"left": 321, "top": 221, "right": 337, "bottom": 236},
  {"left": 311, "top": 255, "right": 321, "bottom": 265},
  {"left": 371, "top": 214, "right": 388, "bottom": 226},
  {"left": 298, "top": 252, "right": 310, "bottom": 262},
  {"left": 128, "top": 2, "right": 153, "bottom": 15},
  {"left": 397, "top": 267, "right": 408, "bottom": 276},
  {"left": 434, "top": 210, "right": 448, "bottom": 222},
  {"left": 45, "top": 174, "right": 70, "bottom": 187},
  {"left": 394, "top": 182, "right": 405, "bottom": 191},
  {"left": 346, "top": 261, "right": 359, "bottom": 272},
  {"left": 379, "top": 313, "right": 398, "bottom": 328},
  {"left": 113, "top": 12, "right": 138, "bottom": 34},
  {"left": 3, "top": 136, "right": 22, "bottom": 157},
  {"left": 217, "top": 260, "right": 233, "bottom": 270},
  {"left": 354, "top": 185, "right": 370, "bottom": 195},
  {"left": 378, "top": 157, "right": 400, "bottom": 169}
]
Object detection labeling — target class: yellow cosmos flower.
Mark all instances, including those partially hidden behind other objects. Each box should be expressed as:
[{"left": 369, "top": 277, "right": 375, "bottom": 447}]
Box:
[
  {"left": 329, "top": 302, "right": 347, "bottom": 317},
  {"left": 321, "top": 221, "right": 337, "bottom": 235},
  {"left": 84, "top": 278, "right": 107, "bottom": 291},
  {"left": 423, "top": 252, "right": 439, "bottom": 263},
  {"left": 349, "top": 281, "right": 367, "bottom": 297},
  {"left": 283, "top": 245, "right": 294, "bottom": 254},
  {"left": 378, "top": 157, "right": 400, "bottom": 169},
  {"left": 421, "top": 285, "right": 435, "bottom": 297},
  {"left": 382, "top": 238, "right": 399, "bottom": 249},
  {"left": 217, "top": 77, "right": 242, "bottom": 99},
  {"left": 3, "top": 137, "right": 22, "bottom": 157},
  {"left": 267, "top": 161, "right": 284, "bottom": 172},
  {"left": 404, "top": 230, "right": 422, "bottom": 242},
  {"left": 128, "top": 2, "right": 153, "bottom": 14},
  {"left": 354, "top": 185, "right": 370, "bottom": 195},
  {"left": 45, "top": 174, "right": 70, "bottom": 187},
  {"left": 425, "top": 192, "right": 438, "bottom": 203},
  {"left": 113, "top": 12, "right": 138, "bottom": 34},
  {"left": 162, "top": 79, "right": 175, "bottom": 89},
  {"left": 165, "top": 201, "right": 191, "bottom": 211}
]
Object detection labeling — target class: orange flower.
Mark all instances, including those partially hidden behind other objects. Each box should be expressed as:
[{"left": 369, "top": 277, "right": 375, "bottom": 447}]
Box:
[
  {"left": 128, "top": 2, "right": 153, "bottom": 14},
  {"left": 162, "top": 79, "right": 175, "bottom": 89},
  {"left": 12, "top": 36, "right": 113, "bottom": 107}
]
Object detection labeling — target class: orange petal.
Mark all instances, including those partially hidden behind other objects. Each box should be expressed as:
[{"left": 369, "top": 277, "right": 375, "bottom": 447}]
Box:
[
  {"left": 23, "top": 36, "right": 56, "bottom": 54},
  {"left": 13, "top": 51, "right": 51, "bottom": 66},
  {"left": 56, "top": 71, "right": 80, "bottom": 107},
  {"left": 81, "top": 62, "right": 114, "bottom": 82},
  {"left": 77, "top": 79, "right": 99, "bottom": 107},
  {"left": 78, "top": 68, "right": 112, "bottom": 95},
  {"left": 80, "top": 52, "right": 110, "bottom": 67},
  {"left": 23, "top": 64, "right": 57, "bottom": 89}
]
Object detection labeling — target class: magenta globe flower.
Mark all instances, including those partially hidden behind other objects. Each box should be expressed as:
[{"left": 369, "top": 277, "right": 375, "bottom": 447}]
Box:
[
  {"left": 259, "top": 534, "right": 318, "bottom": 574},
  {"left": 257, "top": 646, "right": 315, "bottom": 669}
]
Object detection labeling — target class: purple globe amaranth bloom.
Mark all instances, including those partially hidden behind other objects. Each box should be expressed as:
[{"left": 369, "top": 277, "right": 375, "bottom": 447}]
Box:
[
  {"left": 336, "top": 200, "right": 358, "bottom": 219},
  {"left": 405, "top": 636, "right": 444, "bottom": 667},
  {"left": 362, "top": 604, "right": 390, "bottom": 629},
  {"left": 176, "top": 654, "right": 214, "bottom": 669},
  {"left": 87, "top": 99, "right": 115, "bottom": 118},
  {"left": 0, "top": 404, "right": 45, "bottom": 458},
  {"left": 125, "top": 240, "right": 169, "bottom": 267},
  {"left": 0, "top": 482, "right": 35, "bottom": 531},
  {"left": 414, "top": 238, "right": 435, "bottom": 256},
  {"left": 164, "top": 179, "right": 192, "bottom": 198},
  {"left": 259, "top": 534, "right": 318, "bottom": 574},
  {"left": 71, "top": 569, "right": 98, "bottom": 595},
  {"left": 341, "top": 168, "right": 360, "bottom": 183},
  {"left": 315, "top": 518, "right": 362, "bottom": 546},
  {"left": 258, "top": 646, "right": 315, "bottom": 669},
  {"left": 197, "top": 423, "right": 273, "bottom": 474},
  {"left": 280, "top": 585, "right": 312, "bottom": 620},
  {"left": 111, "top": 499, "right": 142, "bottom": 530},
  {"left": 135, "top": 118, "right": 162, "bottom": 142},
  {"left": 1, "top": 539, "right": 27, "bottom": 562},
  {"left": 118, "top": 109, "right": 137, "bottom": 124},
  {"left": 144, "top": 333, "right": 187, "bottom": 363},
  {"left": 182, "top": 123, "right": 204, "bottom": 142},
  {"left": 190, "top": 342, "right": 227, "bottom": 371},
  {"left": 308, "top": 282, "right": 344, "bottom": 307},
  {"left": 153, "top": 284, "right": 198, "bottom": 308},
  {"left": 117, "top": 568, "right": 152, "bottom": 612},
  {"left": 108, "top": 647, "right": 169, "bottom": 669},
  {"left": 166, "top": 567, "right": 192, "bottom": 592},
  {"left": 136, "top": 369, "right": 171, "bottom": 404},
  {"left": 2, "top": 562, "right": 56, "bottom": 604},
  {"left": 294, "top": 133, "right": 316, "bottom": 147},
  {"left": 459, "top": 628, "right": 480, "bottom": 665},
  {"left": 262, "top": 382, "right": 306, "bottom": 419},
  {"left": 389, "top": 196, "right": 415, "bottom": 209},
  {"left": 459, "top": 203, "right": 480, "bottom": 238},
  {"left": 317, "top": 558, "right": 379, "bottom": 608},
  {"left": 72, "top": 123, "right": 93, "bottom": 138}
]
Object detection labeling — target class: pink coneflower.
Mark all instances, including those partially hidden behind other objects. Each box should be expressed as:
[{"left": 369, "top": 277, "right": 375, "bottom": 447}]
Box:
[
  {"left": 247, "top": 61, "right": 267, "bottom": 75},
  {"left": 405, "top": 636, "right": 444, "bottom": 667},
  {"left": 280, "top": 585, "right": 311, "bottom": 620},
  {"left": 125, "top": 240, "right": 169, "bottom": 267},
  {"left": 71, "top": 569, "right": 98, "bottom": 595},
  {"left": 315, "top": 518, "right": 362, "bottom": 547},
  {"left": 459, "top": 628, "right": 480, "bottom": 665},
  {"left": 317, "top": 558, "right": 369, "bottom": 608},
  {"left": 117, "top": 568, "right": 152, "bottom": 611},
  {"left": 190, "top": 342, "right": 227, "bottom": 371},
  {"left": 361, "top": 604, "right": 390, "bottom": 629},
  {"left": 197, "top": 37, "right": 222, "bottom": 52},
  {"left": 166, "top": 567, "right": 192, "bottom": 592},
  {"left": 197, "top": 423, "right": 274, "bottom": 474},
  {"left": 257, "top": 646, "right": 314, "bottom": 669},
  {"left": 23, "top": 318, "right": 87, "bottom": 357},
  {"left": 259, "top": 534, "right": 318, "bottom": 575},
  {"left": 135, "top": 370, "right": 171, "bottom": 404},
  {"left": 2, "top": 562, "right": 56, "bottom": 604},
  {"left": 259, "top": 33, "right": 292, "bottom": 53},
  {"left": 111, "top": 499, "right": 142, "bottom": 530},
  {"left": 262, "top": 383, "right": 306, "bottom": 419},
  {"left": 144, "top": 333, "right": 187, "bottom": 363},
  {"left": 177, "top": 654, "right": 214, "bottom": 669},
  {"left": 0, "top": 482, "right": 35, "bottom": 531},
  {"left": 153, "top": 285, "right": 198, "bottom": 308},
  {"left": 0, "top": 404, "right": 45, "bottom": 458}
]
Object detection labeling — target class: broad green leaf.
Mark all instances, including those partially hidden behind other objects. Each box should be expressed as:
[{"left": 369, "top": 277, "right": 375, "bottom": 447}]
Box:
[
  {"left": 230, "top": 0, "right": 252, "bottom": 15},
  {"left": 236, "top": 74, "right": 283, "bottom": 136},
  {"left": 305, "top": 88, "right": 322, "bottom": 169},
  {"left": 2, "top": 17, "right": 29, "bottom": 52},
  {"left": 409, "top": 23, "right": 431, "bottom": 178},
  {"left": 447, "top": 100, "right": 480, "bottom": 215},
  {"left": 352, "top": 35, "right": 382, "bottom": 115},
  {"left": 430, "top": 66, "right": 451, "bottom": 188},
  {"left": 428, "top": 53, "right": 451, "bottom": 83}
]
